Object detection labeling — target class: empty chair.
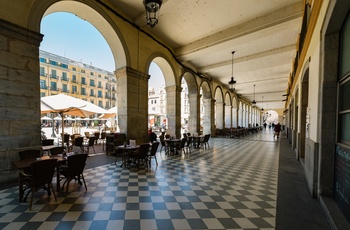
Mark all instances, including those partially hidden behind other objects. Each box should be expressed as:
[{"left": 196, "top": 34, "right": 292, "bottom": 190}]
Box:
[
  {"left": 159, "top": 135, "right": 168, "bottom": 154},
  {"left": 19, "top": 158, "right": 57, "bottom": 210},
  {"left": 42, "top": 139, "right": 54, "bottom": 146},
  {"left": 72, "top": 136, "right": 84, "bottom": 153},
  {"left": 59, "top": 153, "right": 88, "bottom": 192},
  {"left": 18, "top": 149, "right": 41, "bottom": 160},
  {"left": 49, "top": 146, "right": 65, "bottom": 156},
  {"left": 130, "top": 143, "right": 150, "bottom": 169},
  {"left": 93, "top": 132, "right": 100, "bottom": 144},
  {"left": 147, "top": 141, "right": 160, "bottom": 166},
  {"left": 200, "top": 134, "right": 211, "bottom": 149},
  {"left": 82, "top": 137, "right": 96, "bottom": 154},
  {"left": 99, "top": 132, "right": 107, "bottom": 150}
]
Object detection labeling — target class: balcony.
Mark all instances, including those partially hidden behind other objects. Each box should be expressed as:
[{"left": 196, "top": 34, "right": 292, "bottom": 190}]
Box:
[{"left": 61, "top": 77, "right": 69, "bottom": 82}]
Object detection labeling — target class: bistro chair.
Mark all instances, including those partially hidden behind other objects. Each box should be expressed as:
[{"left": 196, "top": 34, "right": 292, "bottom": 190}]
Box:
[
  {"left": 42, "top": 139, "right": 54, "bottom": 146},
  {"left": 200, "top": 134, "right": 211, "bottom": 149},
  {"left": 130, "top": 143, "right": 150, "bottom": 169},
  {"left": 49, "top": 146, "right": 65, "bottom": 156},
  {"left": 82, "top": 137, "right": 96, "bottom": 154},
  {"left": 59, "top": 153, "right": 88, "bottom": 192},
  {"left": 72, "top": 136, "right": 84, "bottom": 154},
  {"left": 18, "top": 149, "right": 41, "bottom": 160},
  {"left": 147, "top": 141, "right": 160, "bottom": 167},
  {"left": 159, "top": 135, "right": 168, "bottom": 154},
  {"left": 93, "top": 132, "right": 100, "bottom": 144},
  {"left": 99, "top": 132, "right": 107, "bottom": 150},
  {"left": 19, "top": 158, "right": 57, "bottom": 210}
]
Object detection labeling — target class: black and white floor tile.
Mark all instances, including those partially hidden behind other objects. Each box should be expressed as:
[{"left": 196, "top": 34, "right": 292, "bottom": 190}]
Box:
[{"left": 0, "top": 129, "right": 279, "bottom": 229}]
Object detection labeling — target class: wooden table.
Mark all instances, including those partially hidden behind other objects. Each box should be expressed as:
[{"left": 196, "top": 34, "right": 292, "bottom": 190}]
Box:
[
  {"left": 115, "top": 145, "right": 140, "bottom": 168},
  {"left": 12, "top": 155, "right": 67, "bottom": 198}
]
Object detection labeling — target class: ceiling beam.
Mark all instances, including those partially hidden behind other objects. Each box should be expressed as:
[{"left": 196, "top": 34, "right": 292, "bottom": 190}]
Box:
[{"left": 175, "top": 2, "right": 302, "bottom": 60}]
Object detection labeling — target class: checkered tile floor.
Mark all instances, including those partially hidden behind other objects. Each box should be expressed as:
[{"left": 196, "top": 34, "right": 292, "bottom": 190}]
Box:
[{"left": 0, "top": 129, "right": 279, "bottom": 229}]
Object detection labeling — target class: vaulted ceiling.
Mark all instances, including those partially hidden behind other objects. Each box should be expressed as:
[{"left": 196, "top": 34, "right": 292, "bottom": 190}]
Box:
[{"left": 107, "top": 0, "right": 303, "bottom": 111}]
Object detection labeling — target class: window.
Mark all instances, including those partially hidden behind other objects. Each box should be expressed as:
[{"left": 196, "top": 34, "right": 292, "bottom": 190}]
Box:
[
  {"left": 40, "top": 80, "right": 46, "bottom": 89},
  {"left": 61, "top": 63, "right": 68, "bottom": 69},
  {"left": 90, "top": 71, "right": 94, "bottom": 76},
  {"left": 81, "top": 69, "right": 85, "bottom": 73},
  {"left": 81, "top": 87, "right": 86, "bottom": 95},
  {"left": 72, "top": 75, "right": 77, "bottom": 83},
  {"left": 98, "top": 90, "right": 102, "bottom": 98},
  {"left": 62, "top": 84, "right": 68, "bottom": 93},
  {"left": 40, "top": 67, "right": 45, "bottom": 76},
  {"left": 90, "top": 89, "right": 94, "bottom": 96},
  {"left": 81, "top": 77, "right": 86, "bottom": 85},
  {"left": 40, "top": 92, "right": 46, "bottom": 97},
  {"left": 62, "top": 72, "right": 68, "bottom": 81},
  {"left": 98, "top": 100, "right": 103, "bottom": 107},
  {"left": 90, "top": 79, "right": 95, "bottom": 87},
  {"left": 72, "top": 67, "right": 76, "bottom": 71},
  {"left": 49, "top": 60, "right": 58, "bottom": 66},
  {"left": 72, "top": 85, "right": 77, "bottom": 94},
  {"left": 51, "top": 69, "right": 57, "bottom": 78},
  {"left": 39, "top": 57, "right": 46, "bottom": 63},
  {"left": 50, "top": 82, "right": 57, "bottom": 91},
  {"left": 98, "top": 81, "right": 102, "bottom": 88}
]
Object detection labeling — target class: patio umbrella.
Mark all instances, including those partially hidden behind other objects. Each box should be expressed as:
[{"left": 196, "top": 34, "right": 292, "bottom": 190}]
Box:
[
  {"left": 41, "top": 94, "right": 107, "bottom": 146},
  {"left": 99, "top": 106, "right": 117, "bottom": 119},
  {"left": 41, "top": 116, "right": 51, "bottom": 120}
]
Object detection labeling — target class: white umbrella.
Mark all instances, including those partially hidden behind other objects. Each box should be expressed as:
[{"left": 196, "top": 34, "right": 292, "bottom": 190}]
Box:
[
  {"left": 54, "top": 116, "right": 61, "bottom": 121},
  {"left": 99, "top": 106, "right": 117, "bottom": 119},
  {"left": 41, "top": 116, "right": 51, "bottom": 120},
  {"left": 41, "top": 94, "right": 107, "bottom": 146},
  {"left": 65, "top": 116, "right": 73, "bottom": 121}
]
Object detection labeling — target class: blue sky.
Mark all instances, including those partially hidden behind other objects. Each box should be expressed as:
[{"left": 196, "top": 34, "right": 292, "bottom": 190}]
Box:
[{"left": 40, "top": 12, "right": 164, "bottom": 90}]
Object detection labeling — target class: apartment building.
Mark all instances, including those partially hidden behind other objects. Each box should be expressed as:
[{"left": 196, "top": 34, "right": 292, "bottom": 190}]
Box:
[{"left": 39, "top": 50, "right": 116, "bottom": 109}]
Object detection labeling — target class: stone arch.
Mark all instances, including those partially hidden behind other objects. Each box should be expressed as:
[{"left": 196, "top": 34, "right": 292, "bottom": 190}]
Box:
[
  {"left": 231, "top": 95, "right": 238, "bottom": 127},
  {"left": 182, "top": 72, "right": 199, "bottom": 134},
  {"left": 200, "top": 80, "right": 213, "bottom": 135},
  {"left": 146, "top": 54, "right": 176, "bottom": 87},
  {"left": 238, "top": 100, "right": 243, "bottom": 127},
  {"left": 224, "top": 93, "right": 232, "bottom": 128},
  {"left": 214, "top": 86, "right": 224, "bottom": 130},
  {"left": 28, "top": 0, "right": 128, "bottom": 69},
  {"left": 146, "top": 55, "right": 178, "bottom": 137}
]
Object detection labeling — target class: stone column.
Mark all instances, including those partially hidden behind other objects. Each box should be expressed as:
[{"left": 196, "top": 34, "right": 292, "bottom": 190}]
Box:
[
  {"left": 225, "top": 105, "right": 232, "bottom": 128},
  {"left": 0, "top": 19, "right": 43, "bottom": 183},
  {"left": 166, "top": 85, "right": 182, "bottom": 138},
  {"left": 116, "top": 67, "right": 149, "bottom": 143},
  {"left": 232, "top": 107, "right": 238, "bottom": 128},
  {"left": 188, "top": 93, "right": 200, "bottom": 134},
  {"left": 215, "top": 102, "right": 224, "bottom": 129}
]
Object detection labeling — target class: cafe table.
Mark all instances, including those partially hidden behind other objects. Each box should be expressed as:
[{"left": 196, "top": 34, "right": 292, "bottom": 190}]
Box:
[
  {"left": 164, "top": 138, "right": 181, "bottom": 155},
  {"left": 41, "top": 145, "right": 58, "bottom": 155},
  {"left": 115, "top": 145, "right": 140, "bottom": 168},
  {"left": 12, "top": 155, "right": 67, "bottom": 200}
]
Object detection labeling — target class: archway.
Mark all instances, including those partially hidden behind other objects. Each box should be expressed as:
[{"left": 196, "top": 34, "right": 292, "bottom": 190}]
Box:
[
  {"left": 200, "top": 81, "right": 212, "bottom": 135},
  {"left": 225, "top": 93, "right": 232, "bottom": 128},
  {"left": 214, "top": 87, "right": 224, "bottom": 130},
  {"left": 183, "top": 72, "right": 199, "bottom": 134}
]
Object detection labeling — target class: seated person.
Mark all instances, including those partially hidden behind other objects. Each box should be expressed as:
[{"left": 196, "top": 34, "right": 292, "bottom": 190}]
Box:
[{"left": 148, "top": 129, "right": 157, "bottom": 143}]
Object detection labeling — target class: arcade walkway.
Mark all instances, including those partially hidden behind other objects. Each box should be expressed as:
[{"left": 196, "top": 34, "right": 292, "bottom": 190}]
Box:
[{"left": 0, "top": 129, "right": 330, "bottom": 229}]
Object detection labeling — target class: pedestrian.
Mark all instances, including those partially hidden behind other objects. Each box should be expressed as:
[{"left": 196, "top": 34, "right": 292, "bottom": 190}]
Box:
[
  {"left": 274, "top": 122, "right": 281, "bottom": 138},
  {"left": 55, "top": 121, "right": 59, "bottom": 134}
]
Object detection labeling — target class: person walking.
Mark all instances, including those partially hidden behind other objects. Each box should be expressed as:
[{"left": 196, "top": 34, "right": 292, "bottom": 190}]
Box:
[{"left": 274, "top": 122, "right": 281, "bottom": 138}]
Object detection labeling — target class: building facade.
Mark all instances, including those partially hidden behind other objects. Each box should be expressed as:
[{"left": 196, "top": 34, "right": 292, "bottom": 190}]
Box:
[{"left": 39, "top": 50, "right": 117, "bottom": 110}]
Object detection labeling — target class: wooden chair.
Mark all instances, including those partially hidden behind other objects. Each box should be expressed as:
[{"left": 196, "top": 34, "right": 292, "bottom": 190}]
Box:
[
  {"left": 19, "top": 158, "right": 57, "bottom": 210},
  {"left": 59, "top": 153, "right": 88, "bottom": 192},
  {"left": 99, "top": 132, "right": 107, "bottom": 150},
  {"left": 82, "top": 137, "right": 96, "bottom": 154},
  {"left": 93, "top": 132, "right": 100, "bottom": 144},
  {"left": 147, "top": 141, "right": 160, "bottom": 166}
]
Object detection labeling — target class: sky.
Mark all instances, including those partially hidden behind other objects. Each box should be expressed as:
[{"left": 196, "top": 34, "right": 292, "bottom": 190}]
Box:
[{"left": 40, "top": 12, "right": 164, "bottom": 90}]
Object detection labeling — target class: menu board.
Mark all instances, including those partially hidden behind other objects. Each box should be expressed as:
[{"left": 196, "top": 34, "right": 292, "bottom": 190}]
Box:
[{"left": 334, "top": 145, "right": 350, "bottom": 223}]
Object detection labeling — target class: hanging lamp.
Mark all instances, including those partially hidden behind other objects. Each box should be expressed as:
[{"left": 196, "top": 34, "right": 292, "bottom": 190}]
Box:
[
  {"left": 228, "top": 51, "right": 237, "bottom": 92},
  {"left": 143, "top": 0, "right": 163, "bottom": 28},
  {"left": 252, "top": 84, "right": 256, "bottom": 107}
]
